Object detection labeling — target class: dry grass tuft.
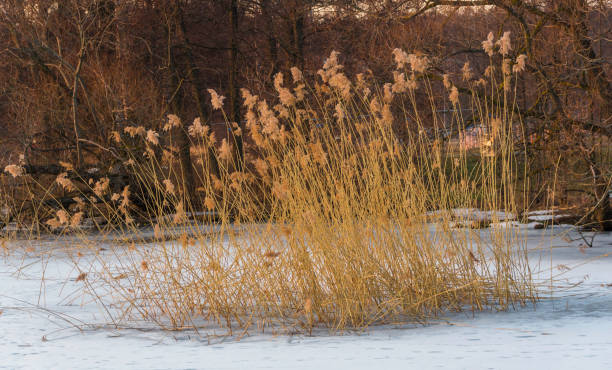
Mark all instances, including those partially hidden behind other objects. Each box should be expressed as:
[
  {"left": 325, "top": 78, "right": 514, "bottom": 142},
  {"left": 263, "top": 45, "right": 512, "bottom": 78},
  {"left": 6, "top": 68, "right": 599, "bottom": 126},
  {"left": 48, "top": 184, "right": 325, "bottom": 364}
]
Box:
[{"left": 1, "top": 42, "right": 536, "bottom": 335}]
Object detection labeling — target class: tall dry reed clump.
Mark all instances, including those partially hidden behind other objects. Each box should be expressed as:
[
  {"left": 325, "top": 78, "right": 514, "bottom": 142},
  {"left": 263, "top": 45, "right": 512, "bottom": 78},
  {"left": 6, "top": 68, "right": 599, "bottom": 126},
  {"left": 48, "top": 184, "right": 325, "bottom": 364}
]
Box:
[{"left": 4, "top": 32, "right": 535, "bottom": 333}]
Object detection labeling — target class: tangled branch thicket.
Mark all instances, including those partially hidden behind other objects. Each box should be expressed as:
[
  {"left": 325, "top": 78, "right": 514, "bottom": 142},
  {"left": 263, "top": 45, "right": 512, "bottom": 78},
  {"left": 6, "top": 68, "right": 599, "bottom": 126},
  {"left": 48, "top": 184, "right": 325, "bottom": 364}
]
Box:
[{"left": 1, "top": 1, "right": 610, "bottom": 232}]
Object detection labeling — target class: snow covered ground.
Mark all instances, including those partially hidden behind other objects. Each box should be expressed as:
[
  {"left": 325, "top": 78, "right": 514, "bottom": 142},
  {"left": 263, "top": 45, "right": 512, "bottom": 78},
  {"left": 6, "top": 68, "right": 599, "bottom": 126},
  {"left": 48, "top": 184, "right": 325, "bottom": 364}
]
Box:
[{"left": 1, "top": 226, "right": 612, "bottom": 370}]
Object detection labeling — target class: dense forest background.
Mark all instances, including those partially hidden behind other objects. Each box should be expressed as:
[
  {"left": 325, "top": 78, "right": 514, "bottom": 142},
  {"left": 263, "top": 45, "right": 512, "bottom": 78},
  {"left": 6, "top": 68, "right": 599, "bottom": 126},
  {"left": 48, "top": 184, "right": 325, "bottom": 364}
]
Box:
[{"left": 0, "top": 0, "right": 610, "bottom": 229}]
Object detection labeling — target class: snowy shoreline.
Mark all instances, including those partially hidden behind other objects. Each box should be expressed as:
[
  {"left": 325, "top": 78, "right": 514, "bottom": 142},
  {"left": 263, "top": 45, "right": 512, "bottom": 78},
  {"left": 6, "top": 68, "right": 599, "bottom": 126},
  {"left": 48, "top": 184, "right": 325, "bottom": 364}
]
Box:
[{"left": 1, "top": 228, "right": 611, "bottom": 369}]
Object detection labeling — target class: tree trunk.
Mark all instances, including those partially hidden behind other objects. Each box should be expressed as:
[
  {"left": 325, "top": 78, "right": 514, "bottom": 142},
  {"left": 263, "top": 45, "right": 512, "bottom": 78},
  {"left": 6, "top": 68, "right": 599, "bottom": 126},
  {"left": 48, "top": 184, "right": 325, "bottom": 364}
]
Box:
[
  {"left": 289, "top": 4, "right": 305, "bottom": 70},
  {"left": 261, "top": 0, "right": 279, "bottom": 80},
  {"left": 174, "top": 2, "right": 220, "bottom": 179},
  {"left": 572, "top": 0, "right": 612, "bottom": 230},
  {"left": 229, "top": 0, "right": 244, "bottom": 168},
  {"left": 163, "top": 2, "right": 196, "bottom": 202}
]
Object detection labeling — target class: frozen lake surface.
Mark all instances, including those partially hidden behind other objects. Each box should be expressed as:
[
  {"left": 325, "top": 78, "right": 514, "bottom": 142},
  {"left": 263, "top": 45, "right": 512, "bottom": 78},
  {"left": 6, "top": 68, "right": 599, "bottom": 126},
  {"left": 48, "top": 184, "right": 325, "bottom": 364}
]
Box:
[{"left": 1, "top": 227, "right": 612, "bottom": 369}]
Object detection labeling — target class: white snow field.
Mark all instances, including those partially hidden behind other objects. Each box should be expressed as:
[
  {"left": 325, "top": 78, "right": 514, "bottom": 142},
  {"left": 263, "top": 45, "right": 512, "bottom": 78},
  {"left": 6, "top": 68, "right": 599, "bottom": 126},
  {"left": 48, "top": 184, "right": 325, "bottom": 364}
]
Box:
[{"left": 1, "top": 226, "right": 612, "bottom": 370}]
